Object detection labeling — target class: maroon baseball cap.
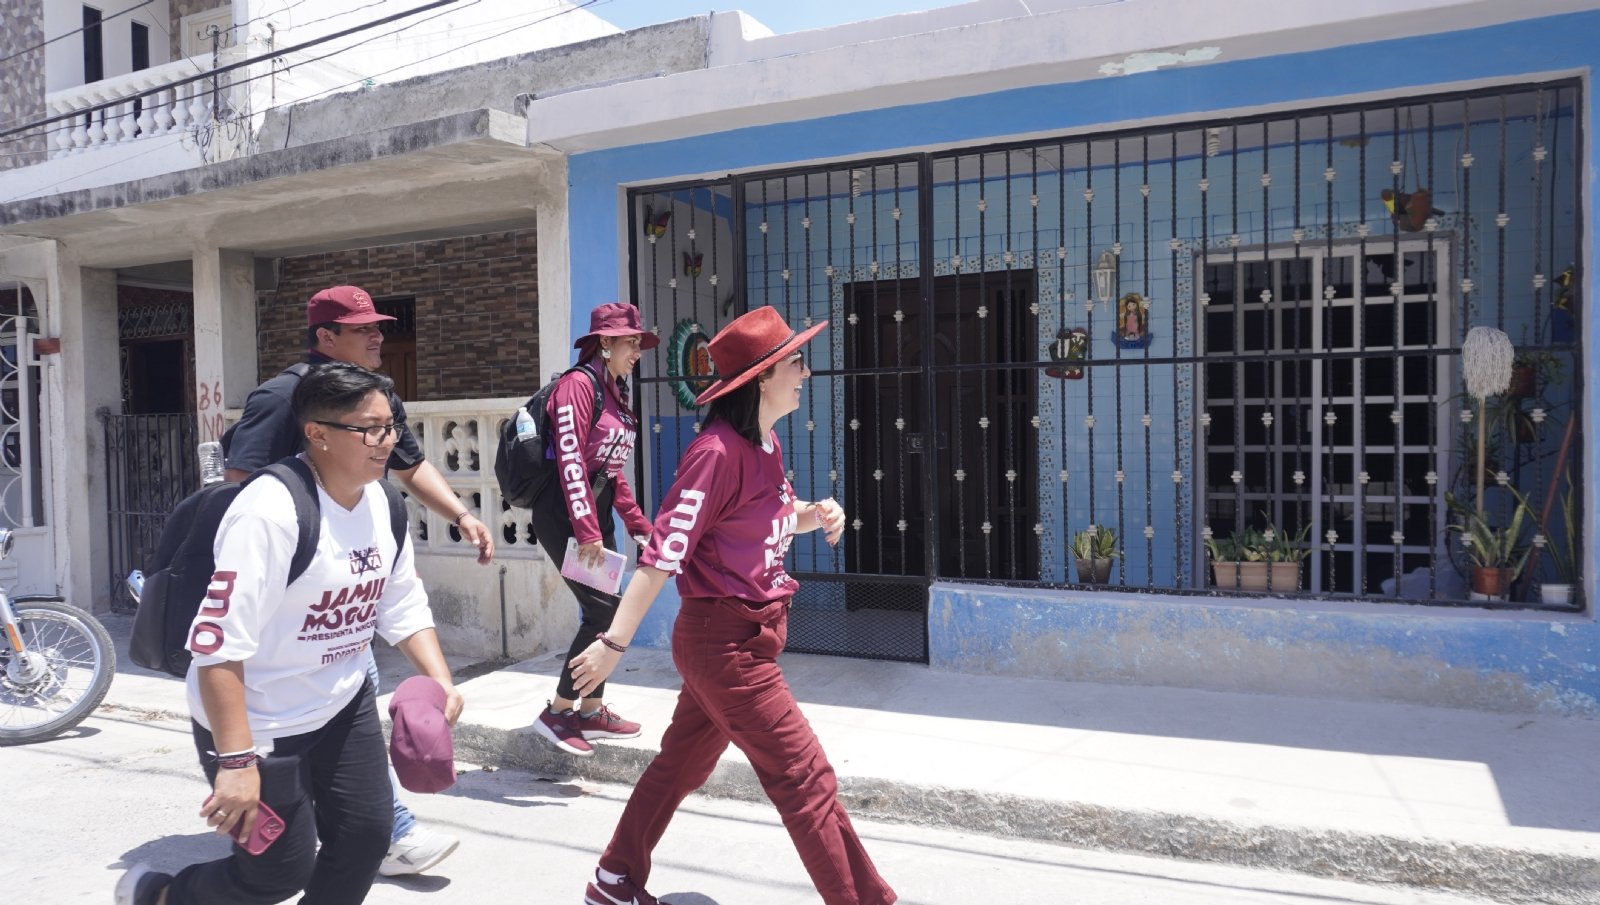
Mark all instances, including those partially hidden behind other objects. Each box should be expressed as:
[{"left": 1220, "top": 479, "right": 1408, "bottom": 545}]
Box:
[
  {"left": 307, "top": 285, "right": 395, "bottom": 326},
  {"left": 388, "top": 676, "right": 455, "bottom": 793}
]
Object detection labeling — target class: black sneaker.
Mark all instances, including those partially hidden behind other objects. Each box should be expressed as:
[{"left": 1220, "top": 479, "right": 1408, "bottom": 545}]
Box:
[{"left": 114, "top": 863, "right": 172, "bottom": 905}]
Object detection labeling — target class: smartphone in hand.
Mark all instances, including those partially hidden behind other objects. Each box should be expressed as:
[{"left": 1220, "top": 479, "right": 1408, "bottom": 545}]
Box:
[{"left": 204, "top": 795, "right": 286, "bottom": 856}]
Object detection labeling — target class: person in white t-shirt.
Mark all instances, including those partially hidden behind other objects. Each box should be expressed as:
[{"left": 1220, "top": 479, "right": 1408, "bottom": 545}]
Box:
[{"left": 116, "top": 363, "right": 465, "bottom": 905}]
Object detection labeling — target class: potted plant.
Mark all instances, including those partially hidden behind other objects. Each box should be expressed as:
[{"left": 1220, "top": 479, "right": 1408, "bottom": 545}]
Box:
[
  {"left": 1507, "top": 350, "right": 1565, "bottom": 400},
  {"left": 1070, "top": 524, "right": 1121, "bottom": 584},
  {"left": 1446, "top": 492, "right": 1533, "bottom": 599},
  {"left": 1529, "top": 476, "right": 1579, "bottom": 607},
  {"left": 1207, "top": 522, "right": 1309, "bottom": 591}
]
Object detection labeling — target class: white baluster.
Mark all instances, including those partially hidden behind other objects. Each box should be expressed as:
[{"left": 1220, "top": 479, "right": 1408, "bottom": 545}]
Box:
[
  {"left": 101, "top": 96, "right": 124, "bottom": 143},
  {"left": 153, "top": 84, "right": 174, "bottom": 134},
  {"left": 170, "top": 83, "right": 191, "bottom": 132},
  {"left": 85, "top": 105, "right": 107, "bottom": 149},
  {"left": 118, "top": 99, "right": 139, "bottom": 142},
  {"left": 136, "top": 78, "right": 156, "bottom": 137},
  {"left": 50, "top": 104, "right": 74, "bottom": 157},
  {"left": 189, "top": 83, "right": 210, "bottom": 127}
]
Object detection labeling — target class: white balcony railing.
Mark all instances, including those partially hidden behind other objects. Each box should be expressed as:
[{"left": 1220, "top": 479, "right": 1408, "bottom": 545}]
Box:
[
  {"left": 43, "top": 54, "right": 241, "bottom": 158},
  {"left": 404, "top": 398, "right": 543, "bottom": 560}
]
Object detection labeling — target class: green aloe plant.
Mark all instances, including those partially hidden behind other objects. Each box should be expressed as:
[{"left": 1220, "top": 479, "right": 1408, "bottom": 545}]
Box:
[
  {"left": 1446, "top": 491, "right": 1534, "bottom": 571},
  {"left": 1070, "top": 525, "right": 1122, "bottom": 561}
]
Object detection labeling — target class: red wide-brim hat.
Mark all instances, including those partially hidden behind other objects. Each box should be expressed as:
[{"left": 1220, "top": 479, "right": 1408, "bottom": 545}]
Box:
[{"left": 694, "top": 306, "right": 827, "bottom": 406}]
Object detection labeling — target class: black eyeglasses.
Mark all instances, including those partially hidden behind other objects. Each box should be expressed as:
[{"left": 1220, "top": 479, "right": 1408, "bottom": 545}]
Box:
[{"left": 315, "top": 421, "right": 400, "bottom": 447}]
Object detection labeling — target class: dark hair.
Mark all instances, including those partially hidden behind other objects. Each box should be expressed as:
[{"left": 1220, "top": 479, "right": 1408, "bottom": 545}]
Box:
[
  {"left": 307, "top": 321, "right": 341, "bottom": 349},
  {"left": 575, "top": 336, "right": 602, "bottom": 363},
  {"left": 291, "top": 362, "right": 394, "bottom": 430},
  {"left": 702, "top": 364, "right": 776, "bottom": 448}
]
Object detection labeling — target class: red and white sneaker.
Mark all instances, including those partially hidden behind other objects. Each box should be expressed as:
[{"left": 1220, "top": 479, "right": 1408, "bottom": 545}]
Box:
[
  {"left": 533, "top": 703, "right": 593, "bottom": 756},
  {"left": 583, "top": 868, "right": 658, "bottom": 905},
  {"left": 578, "top": 704, "right": 642, "bottom": 741}
]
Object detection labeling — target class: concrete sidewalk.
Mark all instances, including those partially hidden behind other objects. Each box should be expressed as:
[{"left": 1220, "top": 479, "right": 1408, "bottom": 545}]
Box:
[{"left": 94, "top": 612, "right": 1600, "bottom": 905}]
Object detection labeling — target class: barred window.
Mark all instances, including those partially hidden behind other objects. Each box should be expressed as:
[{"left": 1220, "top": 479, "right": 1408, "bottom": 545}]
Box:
[{"left": 630, "top": 79, "right": 1585, "bottom": 663}]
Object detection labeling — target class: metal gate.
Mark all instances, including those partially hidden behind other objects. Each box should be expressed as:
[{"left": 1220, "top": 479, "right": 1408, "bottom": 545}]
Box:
[{"left": 103, "top": 412, "right": 198, "bottom": 613}]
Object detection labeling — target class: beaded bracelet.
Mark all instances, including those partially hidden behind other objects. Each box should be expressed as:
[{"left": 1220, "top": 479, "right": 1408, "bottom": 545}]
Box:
[
  {"left": 209, "top": 749, "right": 262, "bottom": 770},
  {"left": 597, "top": 632, "right": 628, "bottom": 654},
  {"left": 452, "top": 510, "right": 471, "bottom": 527}
]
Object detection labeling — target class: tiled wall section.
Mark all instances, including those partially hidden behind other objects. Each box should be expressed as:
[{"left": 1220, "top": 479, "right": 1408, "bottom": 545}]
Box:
[
  {"left": 0, "top": 0, "right": 46, "bottom": 171},
  {"left": 168, "top": 0, "right": 232, "bottom": 59},
  {"left": 256, "top": 229, "right": 540, "bottom": 400}
]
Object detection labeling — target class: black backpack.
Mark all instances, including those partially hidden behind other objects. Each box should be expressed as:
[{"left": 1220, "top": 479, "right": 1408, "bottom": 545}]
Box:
[
  {"left": 129, "top": 457, "right": 408, "bottom": 678},
  {"left": 494, "top": 366, "right": 603, "bottom": 511}
]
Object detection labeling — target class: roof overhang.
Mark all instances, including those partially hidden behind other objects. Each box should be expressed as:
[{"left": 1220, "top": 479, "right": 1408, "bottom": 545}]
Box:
[
  {"left": 526, "top": 0, "right": 1596, "bottom": 155},
  {"left": 0, "top": 108, "right": 556, "bottom": 268}
]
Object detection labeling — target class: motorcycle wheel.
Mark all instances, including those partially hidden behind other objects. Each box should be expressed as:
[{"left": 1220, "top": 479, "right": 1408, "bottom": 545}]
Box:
[{"left": 0, "top": 599, "right": 116, "bottom": 745}]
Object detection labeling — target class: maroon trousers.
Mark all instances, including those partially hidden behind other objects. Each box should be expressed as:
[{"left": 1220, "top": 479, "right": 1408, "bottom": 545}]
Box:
[{"left": 599, "top": 595, "right": 896, "bottom": 905}]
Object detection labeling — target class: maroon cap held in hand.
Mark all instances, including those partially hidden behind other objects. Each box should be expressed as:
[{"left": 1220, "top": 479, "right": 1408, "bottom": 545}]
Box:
[
  {"left": 307, "top": 285, "right": 396, "bottom": 326},
  {"left": 389, "top": 676, "right": 456, "bottom": 793}
]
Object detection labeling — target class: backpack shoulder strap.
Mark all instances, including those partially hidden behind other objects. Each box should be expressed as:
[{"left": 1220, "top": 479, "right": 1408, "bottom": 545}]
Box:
[
  {"left": 257, "top": 458, "right": 322, "bottom": 586},
  {"left": 562, "top": 364, "right": 605, "bottom": 428},
  {"left": 379, "top": 478, "right": 409, "bottom": 569}
]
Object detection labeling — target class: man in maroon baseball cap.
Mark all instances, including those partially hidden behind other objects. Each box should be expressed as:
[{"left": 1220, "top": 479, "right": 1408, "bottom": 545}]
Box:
[{"left": 221, "top": 282, "right": 492, "bottom": 877}]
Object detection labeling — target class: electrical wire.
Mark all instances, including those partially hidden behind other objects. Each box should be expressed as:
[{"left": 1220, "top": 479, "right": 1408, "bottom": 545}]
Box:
[
  {"left": 0, "top": 0, "right": 471, "bottom": 143},
  {"left": 1, "top": 0, "right": 606, "bottom": 202}
]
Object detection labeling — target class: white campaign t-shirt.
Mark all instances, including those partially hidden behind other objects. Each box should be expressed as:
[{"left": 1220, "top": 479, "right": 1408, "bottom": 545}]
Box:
[{"left": 184, "top": 468, "right": 433, "bottom": 743}]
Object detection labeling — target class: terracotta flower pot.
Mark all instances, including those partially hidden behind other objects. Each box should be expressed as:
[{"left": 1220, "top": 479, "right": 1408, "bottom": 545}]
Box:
[
  {"left": 1469, "top": 566, "right": 1513, "bottom": 599},
  {"left": 1508, "top": 366, "right": 1536, "bottom": 400},
  {"left": 1212, "top": 561, "right": 1301, "bottom": 592},
  {"left": 1075, "top": 558, "right": 1112, "bottom": 584}
]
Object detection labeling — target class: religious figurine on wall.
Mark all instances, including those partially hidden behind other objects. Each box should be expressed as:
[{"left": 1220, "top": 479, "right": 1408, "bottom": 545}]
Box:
[{"left": 1113, "top": 293, "right": 1153, "bottom": 350}]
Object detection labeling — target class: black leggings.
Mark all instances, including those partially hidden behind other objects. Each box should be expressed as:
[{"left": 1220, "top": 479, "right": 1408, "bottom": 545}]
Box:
[
  {"left": 169, "top": 681, "right": 392, "bottom": 905},
  {"left": 529, "top": 480, "right": 620, "bottom": 702}
]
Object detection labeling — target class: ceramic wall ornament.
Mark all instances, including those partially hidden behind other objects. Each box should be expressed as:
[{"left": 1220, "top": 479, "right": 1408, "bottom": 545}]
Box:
[
  {"left": 1112, "top": 293, "right": 1153, "bottom": 350},
  {"left": 1552, "top": 264, "right": 1576, "bottom": 343},
  {"left": 1045, "top": 327, "right": 1088, "bottom": 379},
  {"left": 682, "top": 247, "right": 703, "bottom": 277},
  {"left": 1379, "top": 187, "right": 1442, "bottom": 232},
  {"left": 643, "top": 204, "right": 671, "bottom": 241},
  {"left": 666, "top": 319, "right": 715, "bottom": 409}
]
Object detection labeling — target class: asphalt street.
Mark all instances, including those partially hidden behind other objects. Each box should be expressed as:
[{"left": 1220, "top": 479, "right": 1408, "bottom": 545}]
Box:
[{"left": 11, "top": 704, "right": 1506, "bottom": 905}]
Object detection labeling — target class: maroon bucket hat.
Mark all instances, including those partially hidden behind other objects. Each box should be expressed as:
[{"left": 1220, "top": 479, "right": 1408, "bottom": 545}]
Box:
[
  {"left": 388, "top": 676, "right": 455, "bottom": 794},
  {"left": 573, "top": 302, "right": 660, "bottom": 351}
]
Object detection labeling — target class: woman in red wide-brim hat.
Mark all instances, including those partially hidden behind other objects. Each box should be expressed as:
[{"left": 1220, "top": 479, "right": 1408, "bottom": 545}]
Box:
[{"left": 569, "top": 306, "right": 897, "bottom": 905}]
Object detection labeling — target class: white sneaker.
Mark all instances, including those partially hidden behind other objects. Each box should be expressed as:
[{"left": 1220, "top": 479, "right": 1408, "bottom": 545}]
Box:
[{"left": 379, "top": 826, "right": 460, "bottom": 877}]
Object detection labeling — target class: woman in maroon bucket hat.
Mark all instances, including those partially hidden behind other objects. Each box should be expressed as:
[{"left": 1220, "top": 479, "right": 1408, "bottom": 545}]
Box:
[
  {"left": 527, "top": 302, "right": 661, "bottom": 757},
  {"left": 568, "top": 306, "right": 897, "bottom": 905}
]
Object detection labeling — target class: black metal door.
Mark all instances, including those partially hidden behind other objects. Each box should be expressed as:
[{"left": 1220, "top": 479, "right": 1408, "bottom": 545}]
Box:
[{"left": 102, "top": 412, "right": 198, "bottom": 612}]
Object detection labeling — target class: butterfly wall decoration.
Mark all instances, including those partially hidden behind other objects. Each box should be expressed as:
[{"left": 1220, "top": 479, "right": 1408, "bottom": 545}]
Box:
[{"left": 643, "top": 205, "right": 671, "bottom": 242}]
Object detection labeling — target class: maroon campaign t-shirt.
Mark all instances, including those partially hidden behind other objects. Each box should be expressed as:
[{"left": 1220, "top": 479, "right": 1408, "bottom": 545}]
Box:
[
  {"left": 639, "top": 420, "right": 800, "bottom": 603},
  {"left": 544, "top": 362, "right": 651, "bottom": 545}
]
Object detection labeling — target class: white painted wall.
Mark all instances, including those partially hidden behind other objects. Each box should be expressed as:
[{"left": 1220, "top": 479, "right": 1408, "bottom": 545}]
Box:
[
  {"left": 243, "top": 0, "right": 618, "bottom": 95},
  {"left": 43, "top": 0, "right": 173, "bottom": 93}
]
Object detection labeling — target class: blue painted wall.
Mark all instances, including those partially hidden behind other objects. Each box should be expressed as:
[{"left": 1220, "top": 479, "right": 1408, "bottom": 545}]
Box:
[{"left": 571, "top": 10, "right": 1600, "bottom": 711}]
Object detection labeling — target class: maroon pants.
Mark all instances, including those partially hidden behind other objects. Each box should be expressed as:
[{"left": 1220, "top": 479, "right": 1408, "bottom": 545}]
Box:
[{"left": 599, "top": 595, "right": 896, "bottom": 905}]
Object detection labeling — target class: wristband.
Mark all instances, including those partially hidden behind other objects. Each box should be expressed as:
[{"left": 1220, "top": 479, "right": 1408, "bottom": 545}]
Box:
[
  {"left": 597, "top": 632, "right": 628, "bottom": 654},
  {"left": 209, "top": 749, "right": 262, "bottom": 770},
  {"left": 452, "top": 510, "right": 471, "bottom": 527}
]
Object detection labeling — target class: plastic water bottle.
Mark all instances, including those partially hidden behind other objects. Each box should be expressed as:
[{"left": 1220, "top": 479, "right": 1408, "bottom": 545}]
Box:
[
  {"left": 125, "top": 569, "right": 144, "bottom": 603},
  {"left": 198, "top": 440, "right": 225, "bottom": 485},
  {"left": 514, "top": 407, "right": 538, "bottom": 443}
]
